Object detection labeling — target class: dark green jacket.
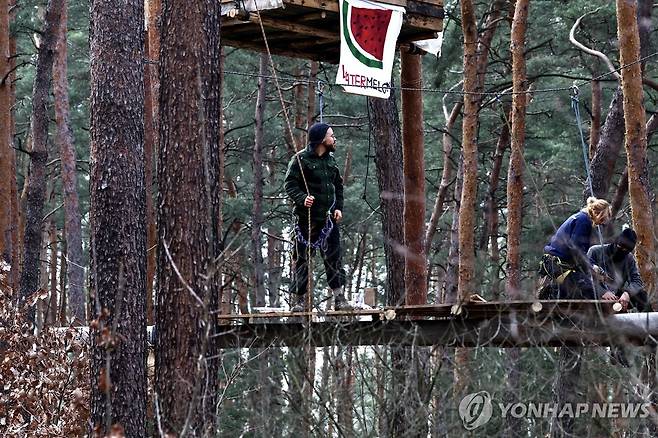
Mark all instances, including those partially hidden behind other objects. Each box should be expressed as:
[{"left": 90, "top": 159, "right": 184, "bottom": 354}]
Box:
[{"left": 284, "top": 147, "right": 344, "bottom": 222}]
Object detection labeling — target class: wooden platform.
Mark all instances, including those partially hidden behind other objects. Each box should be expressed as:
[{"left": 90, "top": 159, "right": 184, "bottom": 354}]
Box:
[
  {"left": 221, "top": 0, "right": 444, "bottom": 62},
  {"left": 211, "top": 301, "right": 656, "bottom": 349}
]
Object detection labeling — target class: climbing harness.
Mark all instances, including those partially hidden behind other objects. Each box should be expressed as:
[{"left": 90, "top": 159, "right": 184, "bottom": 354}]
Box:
[{"left": 294, "top": 216, "right": 334, "bottom": 252}]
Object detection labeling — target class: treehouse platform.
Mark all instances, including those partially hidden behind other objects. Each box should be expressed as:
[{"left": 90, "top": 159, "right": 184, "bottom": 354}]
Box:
[
  {"left": 220, "top": 0, "right": 444, "bottom": 62},
  {"left": 211, "top": 300, "right": 658, "bottom": 349}
]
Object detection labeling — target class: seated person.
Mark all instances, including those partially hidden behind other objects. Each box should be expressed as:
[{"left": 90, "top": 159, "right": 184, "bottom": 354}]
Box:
[
  {"left": 587, "top": 227, "right": 651, "bottom": 311},
  {"left": 538, "top": 197, "right": 611, "bottom": 299}
]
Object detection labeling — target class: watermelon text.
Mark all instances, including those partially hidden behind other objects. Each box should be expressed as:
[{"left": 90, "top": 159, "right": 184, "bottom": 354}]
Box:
[{"left": 341, "top": 65, "right": 390, "bottom": 93}]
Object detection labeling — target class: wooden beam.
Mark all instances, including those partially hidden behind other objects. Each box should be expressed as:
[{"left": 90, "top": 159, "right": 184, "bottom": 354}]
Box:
[
  {"left": 223, "top": 38, "right": 332, "bottom": 61},
  {"left": 283, "top": 0, "right": 444, "bottom": 19},
  {"left": 250, "top": 13, "right": 336, "bottom": 40},
  {"left": 211, "top": 311, "right": 658, "bottom": 349}
]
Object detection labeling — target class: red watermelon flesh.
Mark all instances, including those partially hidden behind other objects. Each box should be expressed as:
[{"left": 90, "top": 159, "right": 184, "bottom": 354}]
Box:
[{"left": 350, "top": 7, "right": 392, "bottom": 61}]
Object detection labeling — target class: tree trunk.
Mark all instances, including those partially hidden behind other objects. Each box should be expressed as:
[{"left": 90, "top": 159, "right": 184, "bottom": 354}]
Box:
[
  {"left": 46, "top": 221, "right": 58, "bottom": 326},
  {"left": 306, "top": 61, "right": 318, "bottom": 131},
  {"left": 551, "top": 348, "right": 583, "bottom": 438},
  {"left": 267, "top": 145, "right": 282, "bottom": 306},
  {"left": 8, "top": 0, "right": 18, "bottom": 293},
  {"left": 144, "top": 3, "right": 159, "bottom": 325},
  {"left": 589, "top": 0, "right": 651, "bottom": 199},
  {"left": 504, "top": 4, "right": 529, "bottom": 436},
  {"left": 506, "top": 0, "right": 528, "bottom": 301},
  {"left": 155, "top": 0, "right": 222, "bottom": 434},
  {"left": 252, "top": 54, "right": 267, "bottom": 307},
  {"left": 458, "top": 0, "right": 479, "bottom": 300},
  {"left": 58, "top": 226, "right": 67, "bottom": 325},
  {"left": 589, "top": 87, "right": 624, "bottom": 198},
  {"left": 443, "top": 158, "right": 463, "bottom": 304},
  {"left": 616, "top": 0, "right": 656, "bottom": 299},
  {"left": 589, "top": 80, "right": 601, "bottom": 159},
  {"left": 18, "top": 0, "right": 64, "bottom": 322},
  {"left": 293, "top": 64, "right": 306, "bottom": 149},
  {"left": 54, "top": 0, "right": 85, "bottom": 324},
  {"left": 425, "top": 101, "right": 461, "bottom": 248},
  {"left": 483, "top": 113, "right": 509, "bottom": 299},
  {"left": 336, "top": 346, "right": 354, "bottom": 437},
  {"left": 481, "top": 112, "right": 509, "bottom": 237},
  {"left": 368, "top": 89, "right": 404, "bottom": 306},
  {"left": 343, "top": 145, "right": 353, "bottom": 185},
  {"left": 401, "top": 49, "right": 427, "bottom": 305},
  {"left": 89, "top": 0, "right": 147, "bottom": 435},
  {"left": 0, "top": 0, "right": 12, "bottom": 270}
]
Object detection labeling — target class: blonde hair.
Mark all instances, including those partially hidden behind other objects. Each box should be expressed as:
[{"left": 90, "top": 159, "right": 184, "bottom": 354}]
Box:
[{"left": 582, "top": 196, "right": 611, "bottom": 225}]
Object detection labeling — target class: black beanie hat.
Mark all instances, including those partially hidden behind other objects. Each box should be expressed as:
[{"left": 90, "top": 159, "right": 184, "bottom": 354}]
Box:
[
  {"left": 616, "top": 227, "right": 637, "bottom": 250},
  {"left": 308, "top": 123, "right": 330, "bottom": 148}
]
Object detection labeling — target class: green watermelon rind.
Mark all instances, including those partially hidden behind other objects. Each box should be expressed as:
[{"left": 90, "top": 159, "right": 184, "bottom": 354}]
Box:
[{"left": 342, "top": 0, "right": 384, "bottom": 69}]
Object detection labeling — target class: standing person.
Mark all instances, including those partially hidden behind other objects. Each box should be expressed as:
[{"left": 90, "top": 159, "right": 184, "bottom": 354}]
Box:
[
  {"left": 538, "top": 197, "right": 613, "bottom": 299},
  {"left": 587, "top": 227, "right": 651, "bottom": 311},
  {"left": 285, "top": 123, "right": 352, "bottom": 311}
]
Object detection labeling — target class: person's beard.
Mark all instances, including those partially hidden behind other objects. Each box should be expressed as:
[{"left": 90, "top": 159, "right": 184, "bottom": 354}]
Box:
[{"left": 326, "top": 141, "right": 336, "bottom": 153}]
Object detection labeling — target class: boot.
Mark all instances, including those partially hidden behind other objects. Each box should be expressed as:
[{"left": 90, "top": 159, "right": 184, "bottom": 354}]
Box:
[
  {"left": 291, "top": 294, "right": 306, "bottom": 312},
  {"left": 333, "top": 288, "right": 354, "bottom": 311}
]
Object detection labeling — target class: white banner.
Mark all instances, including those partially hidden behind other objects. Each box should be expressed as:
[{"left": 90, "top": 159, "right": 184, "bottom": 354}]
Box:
[{"left": 336, "top": 0, "right": 404, "bottom": 99}]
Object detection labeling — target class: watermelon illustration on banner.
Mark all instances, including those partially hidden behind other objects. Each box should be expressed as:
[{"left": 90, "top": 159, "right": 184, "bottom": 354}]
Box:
[{"left": 336, "top": 0, "right": 404, "bottom": 99}]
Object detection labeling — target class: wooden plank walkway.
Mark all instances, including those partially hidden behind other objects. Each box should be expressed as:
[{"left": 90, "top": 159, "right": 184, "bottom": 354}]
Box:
[{"left": 210, "top": 300, "right": 653, "bottom": 349}]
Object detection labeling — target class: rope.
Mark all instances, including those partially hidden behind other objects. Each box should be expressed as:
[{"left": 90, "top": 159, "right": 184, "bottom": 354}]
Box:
[
  {"left": 223, "top": 50, "right": 658, "bottom": 97},
  {"left": 253, "top": 3, "right": 313, "bottom": 313},
  {"left": 570, "top": 85, "right": 604, "bottom": 246},
  {"left": 318, "top": 80, "right": 324, "bottom": 123},
  {"left": 362, "top": 96, "right": 379, "bottom": 214}
]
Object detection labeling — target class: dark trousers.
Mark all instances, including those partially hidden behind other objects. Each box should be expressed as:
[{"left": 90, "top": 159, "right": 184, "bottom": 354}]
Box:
[
  {"left": 538, "top": 254, "right": 596, "bottom": 299},
  {"left": 290, "top": 219, "right": 346, "bottom": 296}
]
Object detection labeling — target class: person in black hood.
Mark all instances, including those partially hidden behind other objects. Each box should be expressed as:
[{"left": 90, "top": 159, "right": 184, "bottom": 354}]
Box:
[
  {"left": 284, "top": 123, "right": 354, "bottom": 312},
  {"left": 587, "top": 227, "right": 651, "bottom": 311}
]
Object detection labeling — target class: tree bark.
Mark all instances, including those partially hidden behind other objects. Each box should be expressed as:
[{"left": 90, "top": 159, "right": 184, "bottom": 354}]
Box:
[
  {"left": 506, "top": 0, "right": 528, "bottom": 301},
  {"left": 401, "top": 49, "right": 427, "bottom": 305},
  {"left": 18, "top": 0, "right": 64, "bottom": 322},
  {"left": 0, "top": 0, "right": 12, "bottom": 270},
  {"left": 46, "top": 221, "right": 58, "bottom": 326},
  {"left": 252, "top": 54, "right": 267, "bottom": 307},
  {"left": 293, "top": 64, "right": 306, "bottom": 149},
  {"left": 443, "top": 158, "right": 463, "bottom": 304},
  {"left": 589, "top": 80, "right": 601, "bottom": 159},
  {"left": 267, "top": 145, "right": 282, "bottom": 306},
  {"left": 589, "top": 87, "right": 624, "bottom": 198},
  {"left": 458, "top": 0, "right": 479, "bottom": 300},
  {"left": 155, "top": 0, "right": 222, "bottom": 434},
  {"left": 58, "top": 226, "right": 67, "bottom": 325},
  {"left": 616, "top": 0, "right": 656, "bottom": 296},
  {"left": 89, "top": 0, "right": 147, "bottom": 435},
  {"left": 589, "top": 0, "right": 651, "bottom": 199},
  {"left": 336, "top": 346, "right": 354, "bottom": 437},
  {"left": 144, "top": 0, "right": 160, "bottom": 325},
  {"left": 480, "top": 111, "right": 509, "bottom": 298},
  {"left": 504, "top": 2, "right": 529, "bottom": 436},
  {"left": 7, "top": 0, "right": 18, "bottom": 293},
  {"left": 551, "top": 348, "right": 583, "bottom": 438},
  {"left": 368, "top": 89, "right": 404, "bottom": 306},
  {"left": 306, "top": 61, "right": 318, "bottom": 133},
  {"left": 54, "top": 0, "right": 85, "bottom": 324},
  {"left": 425, "top": 100, "right": 461, "bottom": 249}
]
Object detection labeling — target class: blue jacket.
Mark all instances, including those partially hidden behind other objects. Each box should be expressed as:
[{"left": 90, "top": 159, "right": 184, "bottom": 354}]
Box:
[{"left": 544, "top": 211, "right": 593, "bottom": 266}]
